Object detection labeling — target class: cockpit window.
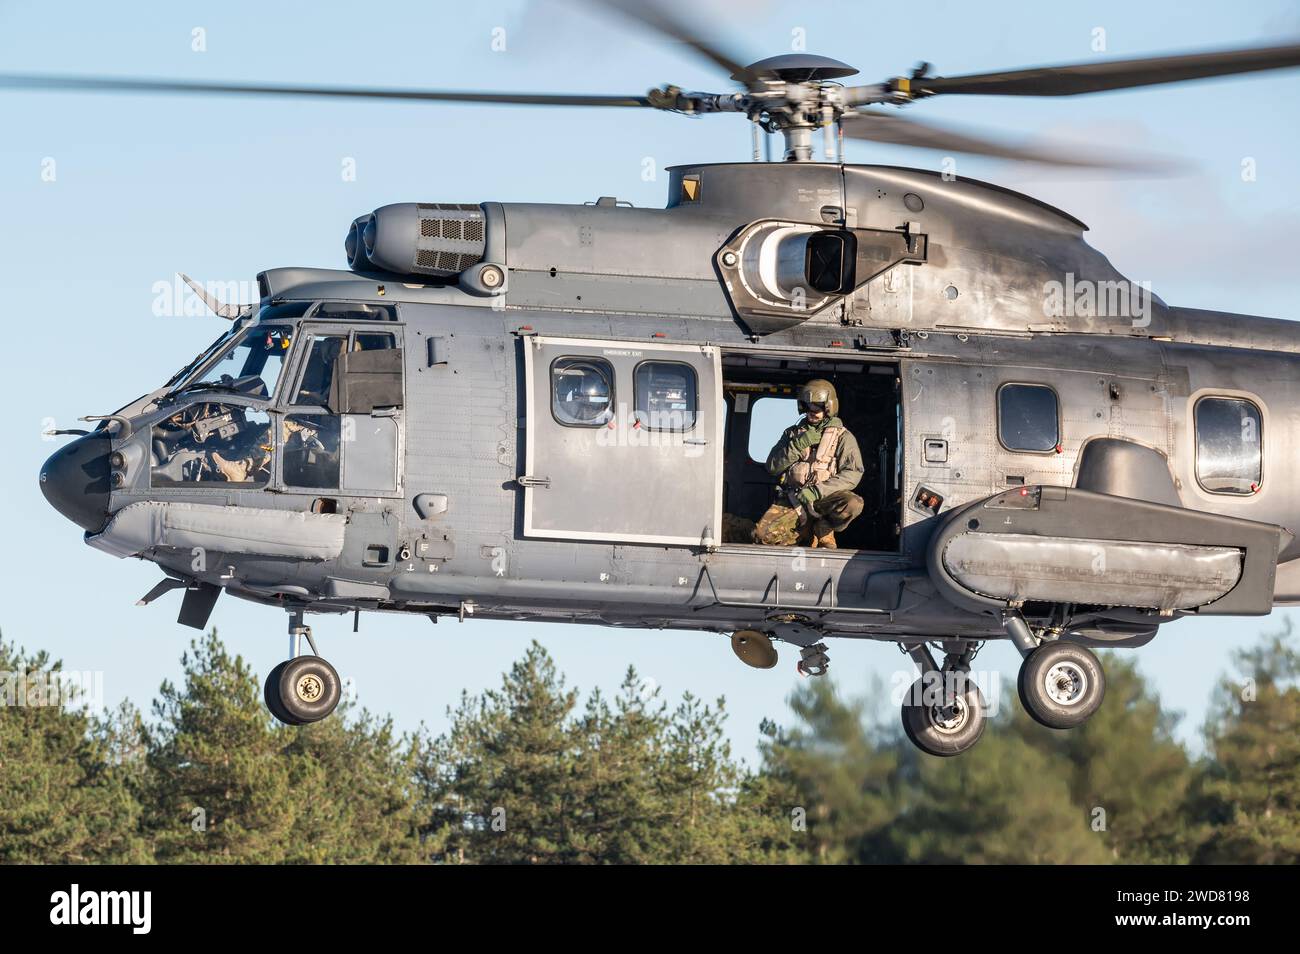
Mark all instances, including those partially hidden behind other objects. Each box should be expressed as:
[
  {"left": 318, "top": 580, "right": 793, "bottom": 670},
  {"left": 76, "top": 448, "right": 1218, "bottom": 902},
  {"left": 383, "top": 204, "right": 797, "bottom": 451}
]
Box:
[
  {"left": 166, "top": 326, "right": 239, "bottom": 389},
  {"left": 165, "top": 302, "right": 311, "bottom": 395},
  {"left": 292, "top": 331, "right": 397, "bottom": 407},
  {"left": 294, "top": 335, "right": 348, "bottom": 406},
  {"left": 170, "top": 325, "right": 292, "bottom": 401},
  {"left": 283, "top": 414, "right": 341, "bottom": 488},
  {"left": 355, "top": 333, "right": 396, "bottom": 352},
  {"left": 151, "top": 403, "right": 273, "bottom": 486}
]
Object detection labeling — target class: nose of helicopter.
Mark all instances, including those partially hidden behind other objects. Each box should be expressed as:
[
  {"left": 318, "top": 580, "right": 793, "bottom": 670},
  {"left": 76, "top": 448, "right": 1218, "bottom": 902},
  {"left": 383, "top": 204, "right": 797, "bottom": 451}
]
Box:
[{"left": 39, "top": 433, "right": 112, "bottom": 532}]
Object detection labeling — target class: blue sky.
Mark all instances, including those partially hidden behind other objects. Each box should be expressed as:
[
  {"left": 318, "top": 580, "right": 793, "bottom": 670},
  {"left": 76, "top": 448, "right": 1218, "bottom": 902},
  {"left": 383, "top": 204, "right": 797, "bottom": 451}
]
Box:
[{"left": 1, "top": 0, "right": 1297, "bottom": 759}]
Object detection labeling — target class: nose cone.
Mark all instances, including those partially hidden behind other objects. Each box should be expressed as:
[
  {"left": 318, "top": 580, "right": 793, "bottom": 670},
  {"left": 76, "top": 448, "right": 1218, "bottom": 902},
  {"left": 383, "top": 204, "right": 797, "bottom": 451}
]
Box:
[{"left": 39, "top": 434, "right": 111, "bottom": 532}]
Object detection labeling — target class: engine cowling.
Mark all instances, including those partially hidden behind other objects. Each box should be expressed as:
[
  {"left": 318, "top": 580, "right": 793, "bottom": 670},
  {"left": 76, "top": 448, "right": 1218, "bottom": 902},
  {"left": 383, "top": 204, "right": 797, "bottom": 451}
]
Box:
[{"left": 344, "top": 202, "right": 486, "bottom": 280}]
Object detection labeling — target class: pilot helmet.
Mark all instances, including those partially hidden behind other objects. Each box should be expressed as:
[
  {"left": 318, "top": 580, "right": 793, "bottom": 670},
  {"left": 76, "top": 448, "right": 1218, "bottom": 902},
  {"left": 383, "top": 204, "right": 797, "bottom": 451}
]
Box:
[{"left": 797, "top": 378, "right": 838, "bottom": 418}]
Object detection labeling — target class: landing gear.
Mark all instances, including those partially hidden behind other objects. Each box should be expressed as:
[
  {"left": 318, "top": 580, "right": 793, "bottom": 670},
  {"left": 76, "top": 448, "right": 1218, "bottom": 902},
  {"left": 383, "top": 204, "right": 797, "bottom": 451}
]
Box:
[
  {"left": 264, "top": 610, "right": 342, "bottom": 726},
  {"left": 899, "top": 642, "right": 987, "bottom": 757},
  {"left": 1017, "top": 641, "right": 1106, "bottom": 729},
  {"left": 1003, "top": 611, "right": 1106, "bottom": 729},
  {"left": 264, "top": 661, "right": 302, "bottom": 725}
]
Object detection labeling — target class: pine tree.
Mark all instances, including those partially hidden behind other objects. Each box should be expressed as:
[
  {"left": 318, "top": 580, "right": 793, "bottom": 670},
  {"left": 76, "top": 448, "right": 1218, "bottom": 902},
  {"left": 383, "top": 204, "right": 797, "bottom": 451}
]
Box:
[
  {"left": 752, "top": 678, "right": 901, "bottom": 864},
  {"left": 566, "top": 671, "right": 671, "bottom": 862},
  {"left": 143, "top": 630, "right": 428, "bottom": 863},
  {"left": 655, "top": 692, "right": 770, "bottom": 863},
  {"left": 281, "top": 711, "right": 426, "bottom": 864},
  {"left": 1191, "top": 619, "right": 1300, "bottom": 863},
  {"left": 0, "top": 636, "right": 148, "bottom": 863},
  {"left": 892, "top": 723, "right": 1112, "bottom": 864},
  {"left": 143, "top": 631, "right": 299, "bottom": 862},
  {"left": 419, "top": 642, "right": 579, "bottom": 863},
  {"left": 1014, "top": 654, "right": 1194, "bottom": 862},
  {"left": 418, "top": 642, "right": 772, "bottom": 863}
]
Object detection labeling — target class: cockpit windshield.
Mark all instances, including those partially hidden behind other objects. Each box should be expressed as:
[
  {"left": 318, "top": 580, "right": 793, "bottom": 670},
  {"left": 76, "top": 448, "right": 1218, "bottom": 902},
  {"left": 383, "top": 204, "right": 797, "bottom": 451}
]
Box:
[
  {"left": 168, "top": 323, "right": 293, "bottom": 401},
  {"left": 165, "top": 325, "right": 240, "bottom": 390}
]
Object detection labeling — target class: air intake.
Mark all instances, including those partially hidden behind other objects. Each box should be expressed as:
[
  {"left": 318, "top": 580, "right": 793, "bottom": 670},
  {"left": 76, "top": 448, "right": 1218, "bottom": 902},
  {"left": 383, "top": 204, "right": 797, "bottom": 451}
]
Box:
[{"left": 346, "top": 202, "right": 486, "bottom": 280}]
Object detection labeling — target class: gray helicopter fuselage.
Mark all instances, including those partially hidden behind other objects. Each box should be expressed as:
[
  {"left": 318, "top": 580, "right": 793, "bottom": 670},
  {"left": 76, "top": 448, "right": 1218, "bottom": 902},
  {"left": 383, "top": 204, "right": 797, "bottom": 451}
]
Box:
[{"left": 46, "top": 162, "right": 1300, "bottom": 648}]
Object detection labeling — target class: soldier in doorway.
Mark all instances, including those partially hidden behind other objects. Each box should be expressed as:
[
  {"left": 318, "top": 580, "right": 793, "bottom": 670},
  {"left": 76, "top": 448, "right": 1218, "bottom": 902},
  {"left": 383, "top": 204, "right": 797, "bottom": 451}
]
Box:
[{"left": 755, "top": 379, "right": 865, "bottom": 549}]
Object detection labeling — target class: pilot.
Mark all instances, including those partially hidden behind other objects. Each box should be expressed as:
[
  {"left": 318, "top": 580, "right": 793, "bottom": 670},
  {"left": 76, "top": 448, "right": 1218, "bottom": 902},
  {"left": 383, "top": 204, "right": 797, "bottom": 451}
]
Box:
[
  {"left": 210, "top": 417, "right": 317, "bottom": 483},
  {"left": 210, "top": 420, "right": 274, "bottom": 483},
  {"left": 755, "top": 378, "right": 864, "bottom": 549}
]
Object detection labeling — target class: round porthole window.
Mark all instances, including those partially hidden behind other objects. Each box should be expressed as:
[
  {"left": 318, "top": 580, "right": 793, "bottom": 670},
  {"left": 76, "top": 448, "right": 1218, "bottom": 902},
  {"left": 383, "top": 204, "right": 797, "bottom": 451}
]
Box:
[{"left": 551, "top": 357, "right": 614, "bottom": 426}]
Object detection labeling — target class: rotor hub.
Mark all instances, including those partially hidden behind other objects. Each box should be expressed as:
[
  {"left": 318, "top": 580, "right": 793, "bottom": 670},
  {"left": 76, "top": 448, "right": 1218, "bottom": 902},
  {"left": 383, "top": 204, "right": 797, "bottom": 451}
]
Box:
[{"left": 733, "top": 54, "right": 858, "bottom": 84}]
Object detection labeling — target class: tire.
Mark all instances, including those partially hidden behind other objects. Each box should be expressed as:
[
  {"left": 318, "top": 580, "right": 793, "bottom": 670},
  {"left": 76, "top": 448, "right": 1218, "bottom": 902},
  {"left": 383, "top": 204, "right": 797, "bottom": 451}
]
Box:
[
  {"left": 263, "top": 661, "right": 303, "bottom": 726},
  {"left": 277, "top": 655, "right": 342, "bottom": 724},
  {"left": 901, "top": 671, "right": 987, "bottom": 757},
  {"left": 1017, "top": 642, "right": 1106, "bottom": 729}
]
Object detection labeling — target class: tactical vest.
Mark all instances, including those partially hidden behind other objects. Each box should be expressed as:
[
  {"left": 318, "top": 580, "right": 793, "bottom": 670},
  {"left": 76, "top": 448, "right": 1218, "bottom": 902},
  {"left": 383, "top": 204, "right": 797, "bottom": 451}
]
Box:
[{"left": 789, "top": 426, "right": 844, "bottom": 489}]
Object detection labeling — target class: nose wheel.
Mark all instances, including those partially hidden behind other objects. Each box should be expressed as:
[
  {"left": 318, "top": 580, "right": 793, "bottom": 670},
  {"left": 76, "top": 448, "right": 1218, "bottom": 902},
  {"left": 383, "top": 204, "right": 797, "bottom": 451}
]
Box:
[{"left": 264, "top": 611, "right": 342, "bottom": 726}]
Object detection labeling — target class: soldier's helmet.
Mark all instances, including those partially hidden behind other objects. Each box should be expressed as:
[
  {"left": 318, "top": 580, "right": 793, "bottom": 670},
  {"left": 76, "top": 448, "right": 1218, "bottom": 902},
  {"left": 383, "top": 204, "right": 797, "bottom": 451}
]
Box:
[{"left": 797, "top": 378, "right": 838, "bottom": 418}]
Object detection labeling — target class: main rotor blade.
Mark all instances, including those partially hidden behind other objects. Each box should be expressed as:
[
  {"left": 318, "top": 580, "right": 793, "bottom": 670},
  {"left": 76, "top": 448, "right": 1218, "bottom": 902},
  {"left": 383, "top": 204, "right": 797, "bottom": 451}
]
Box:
[
  {"left": 900, "top": 41, "right": 1300, "bottom": 97},
  {"left": 587, "top": 0, "right": 757, "bottom": 83},
  {"left": 0, "top": 73, "right": 652, "bottom": 107},
  {"left": 840, "top": 110, "right": 1179, "bottom": 171}
]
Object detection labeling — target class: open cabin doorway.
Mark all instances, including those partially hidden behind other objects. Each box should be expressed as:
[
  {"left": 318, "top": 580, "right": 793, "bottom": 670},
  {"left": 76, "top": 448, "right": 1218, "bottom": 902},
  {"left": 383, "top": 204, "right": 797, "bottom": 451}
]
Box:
[{"left": 720, "top": 351, "right": 902, "bottom": 553}]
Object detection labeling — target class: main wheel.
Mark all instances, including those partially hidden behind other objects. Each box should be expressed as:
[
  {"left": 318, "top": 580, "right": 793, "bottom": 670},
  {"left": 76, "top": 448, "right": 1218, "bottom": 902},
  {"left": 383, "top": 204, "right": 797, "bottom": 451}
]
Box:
[
  {"left": 1017, "top": 642, "right": 1106, "bottom": 729},
  {"left": 263, "top": 661, "right": 303, "bottom": 726},
  {"left": 901, "top": 672, "right": 987, "bottom": 757},
  {"left": 277, "top": 655, "right": 342, "bottom": 724}
]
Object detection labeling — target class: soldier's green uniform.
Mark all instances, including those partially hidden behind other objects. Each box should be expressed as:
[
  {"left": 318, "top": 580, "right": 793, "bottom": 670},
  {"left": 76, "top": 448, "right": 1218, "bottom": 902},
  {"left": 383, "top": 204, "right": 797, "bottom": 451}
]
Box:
[{"left": 755, "top": 379, "right": 865, "bottom": 548}]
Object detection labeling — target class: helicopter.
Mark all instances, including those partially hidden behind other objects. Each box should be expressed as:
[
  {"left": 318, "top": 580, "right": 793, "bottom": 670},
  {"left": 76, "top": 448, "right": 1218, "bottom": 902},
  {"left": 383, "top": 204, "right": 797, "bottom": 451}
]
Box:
[{"left": 19, "top": 1, "right": 1300, "bottom": 755}]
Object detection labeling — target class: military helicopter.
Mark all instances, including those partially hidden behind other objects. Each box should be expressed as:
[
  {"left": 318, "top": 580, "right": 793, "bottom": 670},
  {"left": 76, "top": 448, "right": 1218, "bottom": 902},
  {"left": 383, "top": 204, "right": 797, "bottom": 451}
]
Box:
[{"left": 19, "top": 1, "right": 1300, "bottom": 754}]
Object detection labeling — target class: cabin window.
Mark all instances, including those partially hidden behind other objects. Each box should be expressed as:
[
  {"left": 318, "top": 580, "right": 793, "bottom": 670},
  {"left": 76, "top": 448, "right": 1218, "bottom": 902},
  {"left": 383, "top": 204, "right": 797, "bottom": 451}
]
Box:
[
  {"left": 634, "top": 361, "right": 697, "bottom": 431},
  {"left": 550, "top": 357, "right": 614, "bottom": 426},
  {"left": 282, "top": 414, "right": 341, "bottom": 489},
  {"left": 998, "top": 383, "right": 1059, "bottom": 453},
  {"left": 150, "top": 404, "right": 273, "bottom": 487},
  {"left": 747, "top": 397, "right": 800, "bottom": 463},
  {"left": 1195, "top": 397, "right": 1262, "bottom": 495}
]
